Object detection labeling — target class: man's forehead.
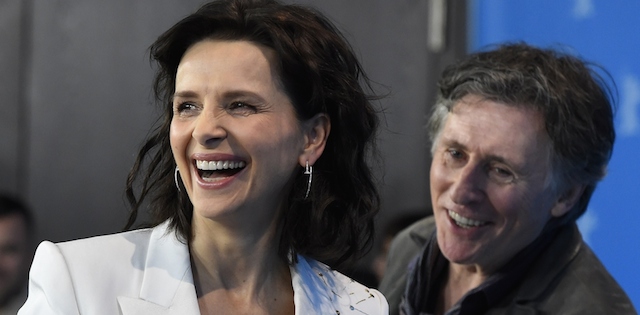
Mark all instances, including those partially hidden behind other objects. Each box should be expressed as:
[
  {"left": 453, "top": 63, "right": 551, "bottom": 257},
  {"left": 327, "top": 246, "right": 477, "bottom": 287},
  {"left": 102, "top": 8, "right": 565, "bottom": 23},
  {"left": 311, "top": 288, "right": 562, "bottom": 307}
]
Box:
[{"left": 442, "top": 98, "right": 551, "bottom": 167}]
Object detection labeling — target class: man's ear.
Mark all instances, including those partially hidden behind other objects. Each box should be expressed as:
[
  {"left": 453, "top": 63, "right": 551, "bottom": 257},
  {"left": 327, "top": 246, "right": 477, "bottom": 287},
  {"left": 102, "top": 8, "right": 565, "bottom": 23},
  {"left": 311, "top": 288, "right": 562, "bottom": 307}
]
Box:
[
  {"left": 299, "top": 113, "right": 330, "bottom": 166},
  {"left": 551, "top": 184, "right": 585, "bottom": 217}
]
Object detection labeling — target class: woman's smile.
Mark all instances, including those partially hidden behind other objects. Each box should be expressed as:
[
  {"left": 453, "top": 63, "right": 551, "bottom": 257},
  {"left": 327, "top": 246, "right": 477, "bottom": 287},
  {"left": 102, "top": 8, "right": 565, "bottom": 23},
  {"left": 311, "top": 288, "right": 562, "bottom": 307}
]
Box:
[{"left": 193, "top": 155, "right": 247, "bottom": 184}]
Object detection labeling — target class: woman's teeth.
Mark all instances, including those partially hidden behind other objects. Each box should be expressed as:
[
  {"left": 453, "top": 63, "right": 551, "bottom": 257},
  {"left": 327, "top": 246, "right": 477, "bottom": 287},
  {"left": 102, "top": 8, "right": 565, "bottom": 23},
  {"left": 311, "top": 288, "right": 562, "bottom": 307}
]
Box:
[
  {"left": 448, "top": 210, "right": 487, "bottom": 228},
  {"left": 196, "top": 160, "right": 246, "bottom": 171},
  {"left": 195, "top": 160, "right": 246, "bottom": 182}
]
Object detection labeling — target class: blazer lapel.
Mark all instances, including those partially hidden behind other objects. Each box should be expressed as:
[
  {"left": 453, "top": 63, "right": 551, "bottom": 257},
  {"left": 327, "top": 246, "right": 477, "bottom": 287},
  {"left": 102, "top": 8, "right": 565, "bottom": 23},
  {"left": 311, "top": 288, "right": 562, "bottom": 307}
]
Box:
[
  {"left": 117, "top": 296, "right": 187, "bottom": 315},
  {"left": 118, "top": 221, "right": 200, "bottom": 314},
  {"left": 117, "top": 280, "right": 200, "bottom": 314}
]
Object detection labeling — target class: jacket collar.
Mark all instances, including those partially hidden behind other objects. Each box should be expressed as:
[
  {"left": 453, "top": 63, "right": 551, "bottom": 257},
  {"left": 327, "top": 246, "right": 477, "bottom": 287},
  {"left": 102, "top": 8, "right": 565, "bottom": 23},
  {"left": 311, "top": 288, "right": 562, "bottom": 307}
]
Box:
[
  {"left": 292, "top": 255, "right": 383, "bottom": 314},
  {"left": 117, "top": 221, "right": 200, "bottom": 314},
  {"left": 486, "top": 223, "right": 583, "bottom": 314},
  {"left": 117, "top": 223, "right": 381, "bottom": 314},
  {"left": 407, "top": 218, "right": 582, "bottom": 304},
  {"left": 407, "top": 216, "right": 435, "bottom": 247},
  {"left": 405, "top": 219, "right": 583, "bottom": 314},
  {"left": 291, "top": 255, "right": 338, "bottom": 313},
  {"left": 511, "top": 223, "right": 583, "bottom": 301}
]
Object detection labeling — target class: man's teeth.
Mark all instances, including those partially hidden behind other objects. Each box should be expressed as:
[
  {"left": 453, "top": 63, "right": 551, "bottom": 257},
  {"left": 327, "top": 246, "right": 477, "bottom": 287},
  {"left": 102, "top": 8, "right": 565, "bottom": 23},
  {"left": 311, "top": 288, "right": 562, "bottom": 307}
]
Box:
[
  {"left": 448, "top": 210, "right": 486, "bottom": 228},
  {"left": 196, "top": 160, "right": 246, "bottom": 171}
]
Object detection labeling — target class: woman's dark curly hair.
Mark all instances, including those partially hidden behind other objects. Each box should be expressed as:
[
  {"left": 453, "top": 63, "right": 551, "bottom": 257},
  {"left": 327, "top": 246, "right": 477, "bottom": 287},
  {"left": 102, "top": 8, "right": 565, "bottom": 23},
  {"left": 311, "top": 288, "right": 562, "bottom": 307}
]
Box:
[{"left": 125, "top": 0, "right": 380, "bottom": 268}]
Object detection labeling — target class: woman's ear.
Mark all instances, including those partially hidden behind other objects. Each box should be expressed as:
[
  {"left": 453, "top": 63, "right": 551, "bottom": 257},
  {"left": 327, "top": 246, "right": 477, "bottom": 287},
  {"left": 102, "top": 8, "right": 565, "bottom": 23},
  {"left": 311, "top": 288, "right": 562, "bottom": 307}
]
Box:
[
  {"left": 299, "top": 113, "right": 330, "bottom": 166},
  {"left": 550, "top": 184, "right": 585, "bottom": 217}
]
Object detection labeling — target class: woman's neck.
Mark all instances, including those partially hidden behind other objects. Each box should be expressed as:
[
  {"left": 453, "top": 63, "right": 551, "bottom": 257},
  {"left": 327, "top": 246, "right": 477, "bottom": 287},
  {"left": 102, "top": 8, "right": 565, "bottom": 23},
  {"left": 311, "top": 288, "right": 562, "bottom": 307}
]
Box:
[{"left": 189, "top": 214, "right": 294, "bottom": 315}]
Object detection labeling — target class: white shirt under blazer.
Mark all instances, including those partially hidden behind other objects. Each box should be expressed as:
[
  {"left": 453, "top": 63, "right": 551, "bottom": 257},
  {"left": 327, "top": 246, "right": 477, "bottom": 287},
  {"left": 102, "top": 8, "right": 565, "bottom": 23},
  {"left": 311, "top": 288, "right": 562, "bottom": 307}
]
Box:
[{"left": 19, "top": 220, "right": 388, "bottom": 314}]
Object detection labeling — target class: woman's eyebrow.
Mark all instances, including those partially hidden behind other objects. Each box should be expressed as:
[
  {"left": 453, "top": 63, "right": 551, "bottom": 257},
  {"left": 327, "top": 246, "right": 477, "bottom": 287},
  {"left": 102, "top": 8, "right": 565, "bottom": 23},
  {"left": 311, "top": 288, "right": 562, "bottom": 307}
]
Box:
[{"left": 172, "top": 90, "right": 199, "bottom": 101}]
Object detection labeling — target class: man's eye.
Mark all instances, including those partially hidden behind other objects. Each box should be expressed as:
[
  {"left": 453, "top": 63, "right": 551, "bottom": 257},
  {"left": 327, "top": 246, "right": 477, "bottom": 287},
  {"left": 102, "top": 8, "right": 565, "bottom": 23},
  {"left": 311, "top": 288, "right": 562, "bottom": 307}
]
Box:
[
  {"left": 443, "top": 149, "right": 467, "bottom": 167},
  {"left": 489, "top": 166, "right": 515, "bottom": 183},
  {"left": 494, "top": 167, "right": 511, "bottom": 176},
  {"left": 447, "top": 149, "right": 464, "bottom": 159}
]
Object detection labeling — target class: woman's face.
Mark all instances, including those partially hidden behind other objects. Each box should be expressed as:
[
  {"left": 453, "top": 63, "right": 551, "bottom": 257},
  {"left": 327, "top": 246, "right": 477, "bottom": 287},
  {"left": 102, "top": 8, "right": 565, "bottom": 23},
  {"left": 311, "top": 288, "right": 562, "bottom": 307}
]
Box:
[{"left": 170, "top": 39, "right": 306, "bottom": 224}]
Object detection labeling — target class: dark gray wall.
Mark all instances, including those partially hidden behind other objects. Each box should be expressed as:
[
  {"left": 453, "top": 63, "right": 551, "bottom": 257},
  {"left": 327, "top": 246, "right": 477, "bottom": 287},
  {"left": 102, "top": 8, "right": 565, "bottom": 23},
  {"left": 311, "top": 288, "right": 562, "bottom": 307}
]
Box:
[
  {"left": 1, "top": 0, "right": 466, "bottom": 249},
  {"left": 24, "top": 0, "right": 207, "bottom": 242},
  {"left": 0, "top": 0, "right": 24, "bottom": 195}
]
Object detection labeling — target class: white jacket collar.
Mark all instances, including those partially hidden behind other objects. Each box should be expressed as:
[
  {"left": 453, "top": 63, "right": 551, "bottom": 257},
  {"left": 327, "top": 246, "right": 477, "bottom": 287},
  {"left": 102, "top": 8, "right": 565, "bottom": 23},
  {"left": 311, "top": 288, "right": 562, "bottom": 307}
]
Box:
[
  {"left": 118, "top": 221, "right": 200, "bottom": 314},
  {"left": 118, "top": 222, "right": 384, "bottom": 314}
]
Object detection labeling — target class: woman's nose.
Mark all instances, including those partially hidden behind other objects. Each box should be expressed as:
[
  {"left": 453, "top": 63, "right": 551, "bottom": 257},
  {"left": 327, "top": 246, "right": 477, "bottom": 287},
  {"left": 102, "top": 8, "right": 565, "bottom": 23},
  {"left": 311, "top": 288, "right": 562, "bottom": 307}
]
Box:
[
  {"left": 449, "top": 164, "right": 485, "bottom": 205},
  {"left": 192, "top": 108, "right": 227, "bottom": 147}
]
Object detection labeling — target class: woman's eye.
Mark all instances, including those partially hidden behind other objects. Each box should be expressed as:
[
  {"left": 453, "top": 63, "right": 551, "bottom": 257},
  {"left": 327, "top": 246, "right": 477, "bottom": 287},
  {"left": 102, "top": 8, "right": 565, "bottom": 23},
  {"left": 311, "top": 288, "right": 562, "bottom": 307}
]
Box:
[
  {"left": 174, "top": 102, "right": 198, "bottom": 114},
  {"left": 228, "top": 101, "right": 257, "bottom": 114}
]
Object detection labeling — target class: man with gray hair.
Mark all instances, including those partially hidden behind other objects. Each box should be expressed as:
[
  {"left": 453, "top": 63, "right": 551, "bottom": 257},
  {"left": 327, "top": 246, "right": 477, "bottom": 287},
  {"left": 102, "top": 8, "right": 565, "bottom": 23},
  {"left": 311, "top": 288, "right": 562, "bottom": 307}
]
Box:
[{"left": 380, "top": 43, "right": 636, "bottom": 314}]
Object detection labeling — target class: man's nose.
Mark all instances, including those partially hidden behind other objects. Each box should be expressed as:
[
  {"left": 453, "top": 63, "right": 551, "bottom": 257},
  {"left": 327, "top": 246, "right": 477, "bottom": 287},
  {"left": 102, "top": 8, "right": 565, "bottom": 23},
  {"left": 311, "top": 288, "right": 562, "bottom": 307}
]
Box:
[{"left": 449, "top": 163, "right": 485, "bottom": 205}]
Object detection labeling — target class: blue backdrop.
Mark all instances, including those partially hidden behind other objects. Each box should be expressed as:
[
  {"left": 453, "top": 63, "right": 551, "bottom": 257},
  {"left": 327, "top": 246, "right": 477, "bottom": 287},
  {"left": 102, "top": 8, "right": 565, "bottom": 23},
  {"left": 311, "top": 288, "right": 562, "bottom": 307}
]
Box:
[{"left": 470, "top": 0, "right": 639, "bottom": 307}]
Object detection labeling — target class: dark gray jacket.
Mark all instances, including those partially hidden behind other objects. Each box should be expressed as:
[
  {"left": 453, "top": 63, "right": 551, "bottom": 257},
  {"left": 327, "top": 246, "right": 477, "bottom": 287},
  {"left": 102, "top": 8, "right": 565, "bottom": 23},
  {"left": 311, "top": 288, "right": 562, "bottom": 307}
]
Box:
[{"left": 379, "top": 216, "right": 637, "bottom": 315}]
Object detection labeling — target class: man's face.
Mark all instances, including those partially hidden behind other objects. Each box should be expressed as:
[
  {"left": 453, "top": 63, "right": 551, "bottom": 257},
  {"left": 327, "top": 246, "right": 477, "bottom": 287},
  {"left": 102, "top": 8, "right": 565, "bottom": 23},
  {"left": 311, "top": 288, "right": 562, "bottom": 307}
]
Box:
[
  {"left": 0, "top": 214, "right": 30, "bottom": 302},
  {"left": 430, "top": 94, "right": 567, "bottom": 274}
]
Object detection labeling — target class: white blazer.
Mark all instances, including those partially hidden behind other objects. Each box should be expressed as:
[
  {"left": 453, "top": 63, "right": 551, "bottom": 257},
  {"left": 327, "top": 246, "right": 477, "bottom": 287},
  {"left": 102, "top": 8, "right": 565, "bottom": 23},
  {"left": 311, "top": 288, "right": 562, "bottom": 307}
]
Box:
[{"left": 19, "top": 221, "right": 388, "bottom": 314}]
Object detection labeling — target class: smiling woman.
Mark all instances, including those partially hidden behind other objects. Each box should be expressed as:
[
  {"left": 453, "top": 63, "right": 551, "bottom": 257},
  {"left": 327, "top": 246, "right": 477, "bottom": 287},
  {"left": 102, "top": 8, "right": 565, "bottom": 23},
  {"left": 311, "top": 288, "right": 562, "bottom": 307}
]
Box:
[
  {"left": 18, "top": 1, "right": 387, "bottom": 314},
  {"left": 170, "top": 40, "right": 309, "bottom": 226}
]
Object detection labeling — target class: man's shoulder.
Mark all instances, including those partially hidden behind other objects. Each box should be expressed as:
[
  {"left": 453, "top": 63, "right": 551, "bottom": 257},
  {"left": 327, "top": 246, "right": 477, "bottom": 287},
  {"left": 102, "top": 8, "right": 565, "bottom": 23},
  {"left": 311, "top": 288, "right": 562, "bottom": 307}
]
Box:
[
  {"left": 393, "top": 215, "right": 436, "bottom": 246},
  {"left": 504, "top": 226, "right": 637, "bottom": 314},
  {"left": 386, "top": 215, "right": 435, "bottom": 267},
  {"left": 548, "top": 242, "right": 637, "bottom": 314},
  {"left": 378, "top": 216, "right": 435, "bottom": 315}
]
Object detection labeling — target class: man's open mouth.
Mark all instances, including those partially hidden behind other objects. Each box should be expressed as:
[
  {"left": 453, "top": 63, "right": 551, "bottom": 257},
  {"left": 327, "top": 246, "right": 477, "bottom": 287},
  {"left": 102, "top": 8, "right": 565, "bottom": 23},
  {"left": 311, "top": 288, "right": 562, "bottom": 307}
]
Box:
[{"left": 448, "top": 210, "right": 488, "bottom": 229}]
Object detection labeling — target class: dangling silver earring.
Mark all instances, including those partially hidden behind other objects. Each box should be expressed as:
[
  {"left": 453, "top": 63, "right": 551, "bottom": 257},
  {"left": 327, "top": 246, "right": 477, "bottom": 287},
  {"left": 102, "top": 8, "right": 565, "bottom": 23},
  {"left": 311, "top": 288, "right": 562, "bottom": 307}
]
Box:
[
  {"left": 174, "top": 166, "right": 181, "bottom": 192},
  {"left": 304, "top": 161, "right": 313, "bottom": 199}
]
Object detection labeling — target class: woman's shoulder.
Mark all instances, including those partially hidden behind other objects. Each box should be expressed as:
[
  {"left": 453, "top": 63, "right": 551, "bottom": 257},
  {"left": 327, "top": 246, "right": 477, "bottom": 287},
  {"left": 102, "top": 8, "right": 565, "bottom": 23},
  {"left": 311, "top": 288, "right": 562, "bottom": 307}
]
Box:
[
  {"left": 52, "top": 224, "right": 158, "bottom": 260},
  {"left": 60, "top": 225, "right": 153, "bottom": 245},
  {"left": 22, "top": 221, "right": 194, "bottom": 314},
  {"left": 293, "top": 255, "right": 389, "bottom": 314},
  {"left": 36, "top": 221, "right": 176, "bottom": 276}
]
